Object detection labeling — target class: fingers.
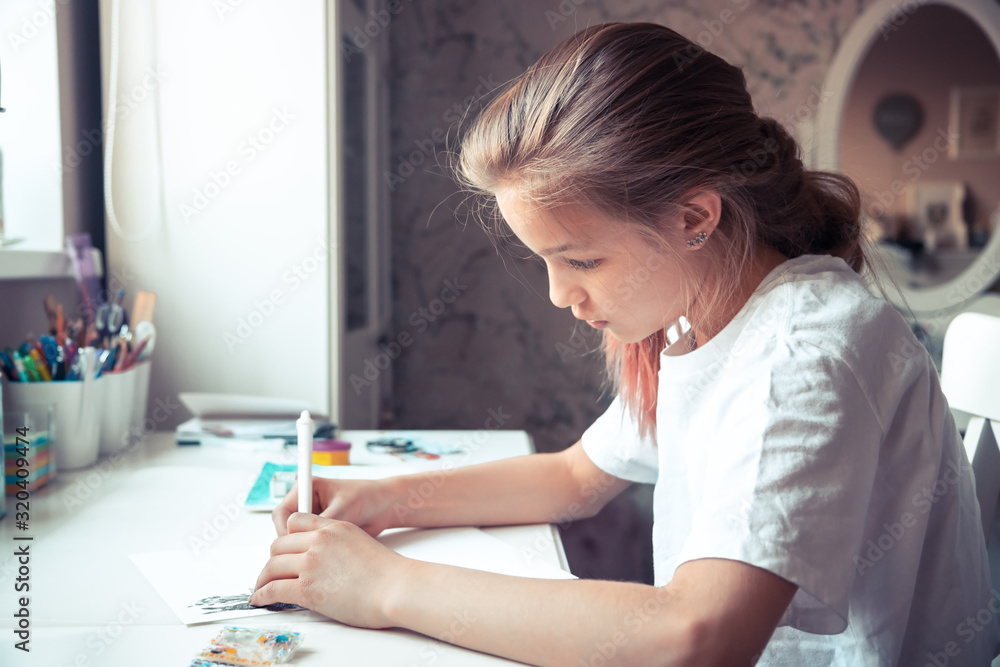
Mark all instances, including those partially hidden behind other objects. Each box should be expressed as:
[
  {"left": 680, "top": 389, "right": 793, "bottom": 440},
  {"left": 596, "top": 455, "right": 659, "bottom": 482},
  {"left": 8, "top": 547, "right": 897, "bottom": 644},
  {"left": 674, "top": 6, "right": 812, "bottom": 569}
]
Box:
[
  {"left": 249, "top": 578, "right": 301, "bottom": 608},
  {"left": 253, "top": 553, "right": 305, "bottom": 594},
  {"left": 274, "top": 478, "right": 346, "bottom": 536},
  {"left": 272, "top": 510, "right": 291, "bottom": 537},
  {"left": 287, "top": 512, "right": 336, "bottom": 534},
  {"left": 272, "top": 479, "right": 323, "bottom": 536},
  {"left": 271, "top": 488, "right": 297, "bottom": 537},
  {"left": 268, "top": 531, "right": 313, "bottom": 557}
]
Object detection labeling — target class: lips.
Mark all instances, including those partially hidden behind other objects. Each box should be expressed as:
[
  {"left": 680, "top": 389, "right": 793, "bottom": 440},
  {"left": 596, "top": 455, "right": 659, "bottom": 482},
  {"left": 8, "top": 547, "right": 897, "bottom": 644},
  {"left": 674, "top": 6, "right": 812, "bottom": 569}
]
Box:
[{"left": 574, "top": 313, "right": 608, "bottom": 327}]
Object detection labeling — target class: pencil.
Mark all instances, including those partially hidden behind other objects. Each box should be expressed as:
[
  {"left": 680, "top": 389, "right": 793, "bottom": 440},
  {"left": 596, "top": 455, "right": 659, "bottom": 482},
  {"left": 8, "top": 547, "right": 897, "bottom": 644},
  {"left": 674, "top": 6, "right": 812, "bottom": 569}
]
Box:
[{"left": 296, "top": 411, "right": 313, "bottom": 514}]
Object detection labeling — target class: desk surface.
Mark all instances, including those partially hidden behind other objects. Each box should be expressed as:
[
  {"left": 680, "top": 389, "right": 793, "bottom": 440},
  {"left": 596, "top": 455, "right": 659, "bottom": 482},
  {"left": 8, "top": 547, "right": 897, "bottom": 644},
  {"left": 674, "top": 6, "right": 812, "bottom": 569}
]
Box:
[{"left": 0, "top": 429, "right": 568, "bottom": 666}]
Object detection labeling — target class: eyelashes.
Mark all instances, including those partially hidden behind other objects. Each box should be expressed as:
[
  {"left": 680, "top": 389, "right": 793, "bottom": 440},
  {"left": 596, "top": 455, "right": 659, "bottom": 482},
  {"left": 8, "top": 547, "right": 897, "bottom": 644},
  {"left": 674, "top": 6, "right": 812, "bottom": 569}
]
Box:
[
  {"left": 566, "top": 259, "right": 602, "bottom": 271},
  {"left": 524, "top": 255, "right": 604, "bottom": 271}
]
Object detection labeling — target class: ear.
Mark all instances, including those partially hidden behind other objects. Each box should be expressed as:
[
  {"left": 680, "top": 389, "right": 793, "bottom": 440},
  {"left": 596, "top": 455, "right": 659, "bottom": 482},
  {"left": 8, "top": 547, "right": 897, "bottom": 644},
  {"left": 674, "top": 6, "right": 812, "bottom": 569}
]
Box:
[{"left": 680, "top": 190, "right": 722, "bottom": 250}]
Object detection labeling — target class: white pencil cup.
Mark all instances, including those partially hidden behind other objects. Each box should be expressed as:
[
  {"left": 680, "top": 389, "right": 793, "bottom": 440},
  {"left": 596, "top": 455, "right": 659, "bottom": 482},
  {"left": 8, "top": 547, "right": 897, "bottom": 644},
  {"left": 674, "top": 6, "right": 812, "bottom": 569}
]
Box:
[
  {"left": 99, "top": 370, "right": 132, "bottom": 455},
  {"left": 99, "top": 361, "right": 152, "bottom": 454},
  {"left": 4, "top": 365, "right": 105, "bottom": 470},
  {"left": 129, "top": 361, "right": 152, "bottom": 439}
]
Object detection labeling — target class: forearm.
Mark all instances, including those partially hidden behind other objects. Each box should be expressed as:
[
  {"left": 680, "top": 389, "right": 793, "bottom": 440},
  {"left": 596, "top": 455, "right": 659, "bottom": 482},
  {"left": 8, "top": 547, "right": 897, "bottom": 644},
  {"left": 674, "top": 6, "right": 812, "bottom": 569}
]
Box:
[
  {"left": 383, "top": 442, "right": 629, "bottom": 529},
  {"left": 383, "top": 559, "right": 694, "bottom": 667}
]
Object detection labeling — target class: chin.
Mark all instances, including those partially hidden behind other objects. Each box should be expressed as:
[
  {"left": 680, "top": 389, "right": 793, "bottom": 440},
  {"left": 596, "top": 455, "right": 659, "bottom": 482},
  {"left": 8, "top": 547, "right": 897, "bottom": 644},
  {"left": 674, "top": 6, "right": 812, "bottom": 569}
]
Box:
[
  {"left": 608, "top": 327, "right": 663, "bottom": 346},
  {"left": 605, "top": 330, "right": 641, "bottom": 345}
]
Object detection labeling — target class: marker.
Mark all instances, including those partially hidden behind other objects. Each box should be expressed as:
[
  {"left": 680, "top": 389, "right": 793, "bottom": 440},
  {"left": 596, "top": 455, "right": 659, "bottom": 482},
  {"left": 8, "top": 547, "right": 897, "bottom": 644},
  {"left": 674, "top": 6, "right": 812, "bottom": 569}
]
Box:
[
  {"left": 121, "top": 335, "right": 149, "bottom": 370},
  {"left": 28, "top": 348, "right": 51, "bottom": 381},
  {"left": 0, "top": 354, "right": 12, "bottom": 381},
  {"left": 297, "top": 410, "right": 313, "bottom": 514},
  {"left": 11, "top": 351, "right": 30, "bottom": 382}
]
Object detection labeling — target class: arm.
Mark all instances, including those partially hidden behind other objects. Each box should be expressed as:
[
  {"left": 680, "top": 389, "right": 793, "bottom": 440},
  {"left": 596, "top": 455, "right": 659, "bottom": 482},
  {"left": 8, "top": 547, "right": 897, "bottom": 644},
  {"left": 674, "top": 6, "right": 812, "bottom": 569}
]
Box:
[
  {"left": 384, "top": 438, "right": 632, "bottom": 528},
  {"left": 389, "top": 555, "right": 797, "bottom": 666},
  {"left": 252, "top": 514, "right": 798, "bottom": 666},
  {"left": 272, "top": 439, "right": 631, "bottom": 535}
]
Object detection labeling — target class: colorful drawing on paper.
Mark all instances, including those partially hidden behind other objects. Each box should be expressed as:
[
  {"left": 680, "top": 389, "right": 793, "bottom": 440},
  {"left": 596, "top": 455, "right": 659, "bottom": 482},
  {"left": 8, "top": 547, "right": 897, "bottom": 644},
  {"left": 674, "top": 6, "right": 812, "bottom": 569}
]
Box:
[{"left": 189, "top": 590, "right": 303, "bottom": 616}]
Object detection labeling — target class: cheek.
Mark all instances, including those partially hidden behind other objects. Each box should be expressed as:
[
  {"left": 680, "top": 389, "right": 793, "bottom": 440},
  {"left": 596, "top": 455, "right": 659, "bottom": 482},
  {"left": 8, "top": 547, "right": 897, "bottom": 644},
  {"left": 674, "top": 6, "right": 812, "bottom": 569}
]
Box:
[
  {"left": 606, "top": 263, "right": 659, "bottom": 302},
  {"left": 596, "top": 273, "right": 632, "bottom": 305}
]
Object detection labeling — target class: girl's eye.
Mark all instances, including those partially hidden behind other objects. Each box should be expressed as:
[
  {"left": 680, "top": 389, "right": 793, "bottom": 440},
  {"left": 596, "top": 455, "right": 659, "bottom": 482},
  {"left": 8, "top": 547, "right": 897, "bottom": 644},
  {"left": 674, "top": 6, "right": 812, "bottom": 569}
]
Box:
[{"left": 566, "top": 259, "right": 602, "bottom": 271}]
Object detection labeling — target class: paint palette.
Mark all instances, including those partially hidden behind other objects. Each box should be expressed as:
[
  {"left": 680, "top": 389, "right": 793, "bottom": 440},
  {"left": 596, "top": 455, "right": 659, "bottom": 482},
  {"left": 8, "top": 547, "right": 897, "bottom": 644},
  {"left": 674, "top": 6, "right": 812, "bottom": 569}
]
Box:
[{"left": 192, "top": 625, "right": 302, "bottom": 665}]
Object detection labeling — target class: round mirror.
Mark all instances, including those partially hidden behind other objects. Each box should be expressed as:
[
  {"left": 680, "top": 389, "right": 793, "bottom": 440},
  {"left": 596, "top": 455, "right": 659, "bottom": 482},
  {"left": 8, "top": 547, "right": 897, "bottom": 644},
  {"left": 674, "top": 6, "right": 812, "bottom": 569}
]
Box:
[{"left": 816, "top": 0, "right": 1000, "bottom": 315}]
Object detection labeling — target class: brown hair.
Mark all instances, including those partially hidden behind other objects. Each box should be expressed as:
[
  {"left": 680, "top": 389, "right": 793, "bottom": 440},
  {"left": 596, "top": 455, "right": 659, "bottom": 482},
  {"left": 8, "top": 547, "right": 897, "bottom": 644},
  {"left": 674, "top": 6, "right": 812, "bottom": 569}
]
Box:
[{"left": 456, "top": 22, "right": 871, "bottom": 441}]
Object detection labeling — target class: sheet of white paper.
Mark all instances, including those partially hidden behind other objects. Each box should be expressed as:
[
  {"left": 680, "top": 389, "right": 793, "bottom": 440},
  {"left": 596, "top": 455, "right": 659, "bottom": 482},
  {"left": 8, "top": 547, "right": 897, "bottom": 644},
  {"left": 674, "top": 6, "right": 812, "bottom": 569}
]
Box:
[
  {"left": 130, "top": 527, "right": 574, "bottom": 625},
  {"left": 129, "top": 546, "right": 304, "bottom": 625},
  {"left": 380, "top": 527, "right": 576, "bottom": 581}
]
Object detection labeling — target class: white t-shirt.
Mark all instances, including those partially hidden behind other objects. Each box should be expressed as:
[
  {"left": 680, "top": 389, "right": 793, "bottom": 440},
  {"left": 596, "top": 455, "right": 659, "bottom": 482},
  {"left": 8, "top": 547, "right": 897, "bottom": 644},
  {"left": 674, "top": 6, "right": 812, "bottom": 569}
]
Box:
[{"left": 581, "top": 254, "right": 999, "bottom": 666}]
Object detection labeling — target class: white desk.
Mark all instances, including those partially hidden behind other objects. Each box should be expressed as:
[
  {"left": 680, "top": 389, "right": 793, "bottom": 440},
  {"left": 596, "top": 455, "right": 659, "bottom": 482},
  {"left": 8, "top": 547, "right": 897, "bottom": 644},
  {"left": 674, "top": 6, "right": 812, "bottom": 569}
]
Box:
[{"left": 0, "top": 430, "right": 569, "bottom": 666}]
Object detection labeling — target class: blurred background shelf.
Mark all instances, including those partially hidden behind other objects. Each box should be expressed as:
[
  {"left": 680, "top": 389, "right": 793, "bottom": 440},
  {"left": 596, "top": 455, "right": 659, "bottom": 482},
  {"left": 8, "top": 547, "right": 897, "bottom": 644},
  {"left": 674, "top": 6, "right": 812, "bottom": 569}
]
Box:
[{"left": 0, "top": 247, "right": 103, "bottom": 281}]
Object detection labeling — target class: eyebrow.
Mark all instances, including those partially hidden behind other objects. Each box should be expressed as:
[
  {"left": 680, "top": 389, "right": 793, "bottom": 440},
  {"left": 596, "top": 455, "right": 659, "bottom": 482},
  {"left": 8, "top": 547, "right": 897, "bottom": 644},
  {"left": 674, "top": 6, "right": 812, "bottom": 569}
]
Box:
[{"left": 538, "top": 244, "right": 576, "bottom": 258}]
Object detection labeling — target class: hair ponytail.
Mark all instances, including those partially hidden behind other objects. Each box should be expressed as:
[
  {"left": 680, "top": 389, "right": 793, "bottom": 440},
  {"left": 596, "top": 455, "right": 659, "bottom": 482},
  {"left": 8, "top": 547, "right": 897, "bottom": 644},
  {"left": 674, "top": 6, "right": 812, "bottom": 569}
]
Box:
[{"left": 749, "top": 117, "right": 866, "bottom": 272}]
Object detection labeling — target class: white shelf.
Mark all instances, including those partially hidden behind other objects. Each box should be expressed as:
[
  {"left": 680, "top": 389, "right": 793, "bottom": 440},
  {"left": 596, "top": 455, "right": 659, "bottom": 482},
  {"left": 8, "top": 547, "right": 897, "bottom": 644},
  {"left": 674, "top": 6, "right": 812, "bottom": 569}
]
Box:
[{"left": 0, "top": 247, "right": 104, "bottom": 281}]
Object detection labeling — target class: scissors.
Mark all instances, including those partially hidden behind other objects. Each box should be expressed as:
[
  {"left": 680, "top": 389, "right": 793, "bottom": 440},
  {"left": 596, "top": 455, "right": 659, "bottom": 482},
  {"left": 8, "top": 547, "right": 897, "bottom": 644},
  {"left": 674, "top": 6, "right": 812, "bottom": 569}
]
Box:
[
  {"left": 366, "top": 438, "right": 417, "bottom": 454},
  {"left": 95, "top": 289, "right": 127, "bottom": 348}
]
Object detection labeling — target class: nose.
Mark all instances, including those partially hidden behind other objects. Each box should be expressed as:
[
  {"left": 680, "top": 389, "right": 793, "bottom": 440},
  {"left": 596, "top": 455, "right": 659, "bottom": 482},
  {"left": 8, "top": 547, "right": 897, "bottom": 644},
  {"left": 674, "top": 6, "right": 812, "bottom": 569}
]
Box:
[{"left": 548, "top": 266, "right": 587, "bottom": 310}]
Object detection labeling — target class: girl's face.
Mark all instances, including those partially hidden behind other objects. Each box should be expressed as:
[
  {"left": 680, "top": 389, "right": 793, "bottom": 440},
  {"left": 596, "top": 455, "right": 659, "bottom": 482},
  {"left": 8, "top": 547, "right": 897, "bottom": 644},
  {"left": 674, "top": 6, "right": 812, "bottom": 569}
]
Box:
[{"left": 496, "top": 190, "right": 698, "bottom": 344}]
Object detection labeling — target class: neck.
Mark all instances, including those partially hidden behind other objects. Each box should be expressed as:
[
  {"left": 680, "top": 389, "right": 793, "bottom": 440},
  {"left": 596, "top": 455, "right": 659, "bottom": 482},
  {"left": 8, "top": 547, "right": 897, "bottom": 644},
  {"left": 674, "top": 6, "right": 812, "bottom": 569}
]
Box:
[{"left": 690, "top": 245, "right": 788, "bottom": 349}]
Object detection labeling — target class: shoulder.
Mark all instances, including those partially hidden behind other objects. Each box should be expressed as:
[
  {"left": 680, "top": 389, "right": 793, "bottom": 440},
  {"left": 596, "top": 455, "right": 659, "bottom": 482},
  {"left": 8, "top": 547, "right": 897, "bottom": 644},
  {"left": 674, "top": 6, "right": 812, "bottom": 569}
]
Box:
[
  {"left": 744, "top": 255, "right": 910, "bottom": 364},
  {"left": 735, "top": 253, "right": 933, "bottom": 430}
]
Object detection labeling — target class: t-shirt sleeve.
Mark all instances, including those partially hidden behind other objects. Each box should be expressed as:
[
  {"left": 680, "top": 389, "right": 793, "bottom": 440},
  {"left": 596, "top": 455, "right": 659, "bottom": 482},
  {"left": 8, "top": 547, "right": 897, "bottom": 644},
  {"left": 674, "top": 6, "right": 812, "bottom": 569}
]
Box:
[
  {"left": 675, "top": 335, "right": 883, "bottom": 635},
  {"left": 580, "top": 394, "right": 659, "bottom": 484}
]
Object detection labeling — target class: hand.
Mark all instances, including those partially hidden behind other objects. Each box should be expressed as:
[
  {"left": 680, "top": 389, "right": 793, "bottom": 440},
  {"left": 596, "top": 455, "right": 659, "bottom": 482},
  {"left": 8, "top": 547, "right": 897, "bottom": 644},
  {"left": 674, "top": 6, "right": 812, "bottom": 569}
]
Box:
[
  {"left": 251, "top": 513, "right": 409, "bottom": 629},
  {"left": 272, "top": 477, "right": 397, "bottom": 537}
]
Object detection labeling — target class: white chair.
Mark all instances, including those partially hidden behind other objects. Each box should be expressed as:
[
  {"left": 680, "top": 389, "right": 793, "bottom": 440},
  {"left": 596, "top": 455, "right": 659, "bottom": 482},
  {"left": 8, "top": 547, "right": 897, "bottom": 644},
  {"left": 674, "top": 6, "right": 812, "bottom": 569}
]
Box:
[{"left": 941, "top": 311, "right": 1000, "bottom": 538}]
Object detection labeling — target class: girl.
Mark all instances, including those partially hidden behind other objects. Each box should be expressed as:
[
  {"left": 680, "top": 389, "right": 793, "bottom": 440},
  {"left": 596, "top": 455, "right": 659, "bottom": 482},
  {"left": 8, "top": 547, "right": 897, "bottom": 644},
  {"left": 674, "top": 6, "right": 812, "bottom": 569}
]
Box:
[{"left": 252, "top": 23, "right": 997, "bottom": 666}]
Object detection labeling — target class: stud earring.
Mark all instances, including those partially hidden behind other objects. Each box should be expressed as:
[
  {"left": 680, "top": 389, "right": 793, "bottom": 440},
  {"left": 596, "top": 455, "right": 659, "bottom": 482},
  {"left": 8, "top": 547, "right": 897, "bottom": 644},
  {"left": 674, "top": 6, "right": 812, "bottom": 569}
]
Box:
[{"left": 686, "top": 231, "right": 708, "bottom": 248}]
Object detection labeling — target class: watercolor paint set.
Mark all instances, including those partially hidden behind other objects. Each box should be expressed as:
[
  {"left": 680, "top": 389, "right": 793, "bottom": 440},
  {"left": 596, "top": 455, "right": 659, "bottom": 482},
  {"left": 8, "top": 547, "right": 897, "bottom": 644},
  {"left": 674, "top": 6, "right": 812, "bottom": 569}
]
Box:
[{"left": 189, "top": 626, "right": 302, "bottom": 666}]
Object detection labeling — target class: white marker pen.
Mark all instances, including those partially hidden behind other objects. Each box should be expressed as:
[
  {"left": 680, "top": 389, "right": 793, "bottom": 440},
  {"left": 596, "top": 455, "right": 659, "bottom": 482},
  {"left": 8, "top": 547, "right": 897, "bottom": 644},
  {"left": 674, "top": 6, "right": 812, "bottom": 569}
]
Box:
[{"left": 297, "top": 410, "right": 313, "bottom": 514}]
